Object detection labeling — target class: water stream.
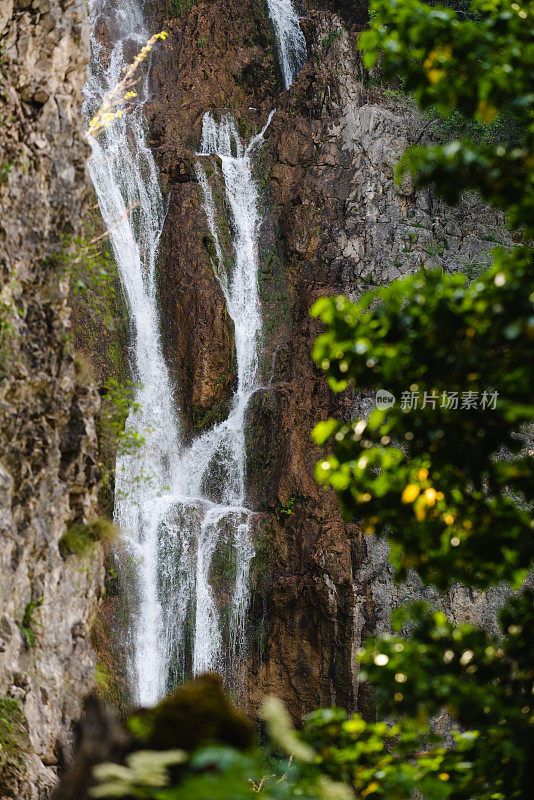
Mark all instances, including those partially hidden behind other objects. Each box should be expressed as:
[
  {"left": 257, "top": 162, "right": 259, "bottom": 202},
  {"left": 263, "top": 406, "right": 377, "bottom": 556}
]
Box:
[
  {"left": 85, "top": 0, "right": 179, "bottom": 706},
  {"left": 266, "top": 0, "right": 307, "bottom": 89},
  {"left": 85, "top": 0, "right": 305, "bottom": 706}
]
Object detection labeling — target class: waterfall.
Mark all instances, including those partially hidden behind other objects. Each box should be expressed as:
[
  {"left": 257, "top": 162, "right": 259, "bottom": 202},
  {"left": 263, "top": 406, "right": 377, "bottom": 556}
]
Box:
[
  {"left": 85, "top": 0, "right": 273, "bottom": 703},
  {"left": 266, "top": 0, "right": 307, "bottom": 89},
  {"left": 172, "top": 111, "right": 275, "bottom": 679},
  {"left": 144, "top": 112, "right": 273, "bottom": 686},
  {"left": 84, "top": 0, "right": 180, "bottom": 705}
]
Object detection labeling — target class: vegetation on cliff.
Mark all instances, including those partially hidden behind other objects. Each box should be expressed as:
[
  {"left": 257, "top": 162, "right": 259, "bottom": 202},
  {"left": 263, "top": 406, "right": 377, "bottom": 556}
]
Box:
[
  {"left": 311, "top": 0, "right": 534, "bottom": 797},
  {"left": 62, "top": 2, "right": 533, "bottom": 799},
  {"left": 0, "top": 697, "right": 31, "bottom": 796}
]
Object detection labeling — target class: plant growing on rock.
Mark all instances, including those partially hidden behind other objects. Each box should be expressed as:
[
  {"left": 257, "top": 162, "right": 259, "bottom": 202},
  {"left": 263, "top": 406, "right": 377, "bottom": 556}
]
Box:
[
  {"left": 17, "top": 597, "right": 43, "bottom": 649},
  {"left": 60, "top": 226, "right": 143, "bottom": 505},
  {"left": 0, "top": 294, "right": 18, "bottom": 382},
  {"left": 99, "top": 378, "right": 146, "bottom": 459},
  {"left": 168, "top": 0, "right": 194, "bottom": 18},
  {"left": 0, "top": 697, "right": 31, "bottom": 795},
  {"left": 59, "top": 517, "right": 117, "bottom": 559}
]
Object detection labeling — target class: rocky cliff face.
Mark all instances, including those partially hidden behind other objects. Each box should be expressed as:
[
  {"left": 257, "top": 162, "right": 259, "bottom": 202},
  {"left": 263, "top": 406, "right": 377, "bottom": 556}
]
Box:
[
  {"left": 257, "top": 11, "right": 514, "bottom": 713},
  {"left": 145, "top": 0, "right": 512, "bottom": 720},
  {"left": 0, "top": 1, "right": 103, "bottom": 796},
  {"left": 0, "top": 2, "right": 511, "bottom": 792}
]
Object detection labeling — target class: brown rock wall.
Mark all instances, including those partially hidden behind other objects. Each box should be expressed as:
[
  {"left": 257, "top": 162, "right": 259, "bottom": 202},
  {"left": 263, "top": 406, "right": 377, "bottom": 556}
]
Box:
[
  {"left": 146, "top": 0, "right": 511, "bottom": 719},
  {"left": 158, "top": 180, "right": 237, "bottom": 434}
]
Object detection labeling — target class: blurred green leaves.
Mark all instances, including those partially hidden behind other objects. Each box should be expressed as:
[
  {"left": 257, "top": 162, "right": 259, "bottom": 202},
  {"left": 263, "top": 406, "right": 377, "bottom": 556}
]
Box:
[
  {"left": 311, "top": 249, "right": 534, "bottom": 589},
  {"left": 310, "top": 1, "right": 534, "bottom": 798},
  {"left": 360, "top": 0, "right": 534, "bottom": 236}
]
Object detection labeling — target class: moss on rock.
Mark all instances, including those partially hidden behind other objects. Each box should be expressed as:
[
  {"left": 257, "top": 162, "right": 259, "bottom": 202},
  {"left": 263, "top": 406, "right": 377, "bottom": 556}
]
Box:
[
  {"left": 59, "top": 517, "right": 117, "bottom": 559},
  {"left": 127, "top": 674, "right": 254, "bottom": 752}
]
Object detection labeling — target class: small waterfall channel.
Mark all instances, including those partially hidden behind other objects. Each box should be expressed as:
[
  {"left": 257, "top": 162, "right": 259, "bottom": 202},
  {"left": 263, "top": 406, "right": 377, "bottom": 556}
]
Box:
[
  {"left": 266, "top": 0, "right": 307, "bottom": 88},
  {"left": 84, "top": 0, "right": 180, "bottom": 706},
  {"left": 156, "top": 112, "right": 274, "bottom": 687},
  {"left": 85, "top": 0, "right": 306, "bottom": 706}
]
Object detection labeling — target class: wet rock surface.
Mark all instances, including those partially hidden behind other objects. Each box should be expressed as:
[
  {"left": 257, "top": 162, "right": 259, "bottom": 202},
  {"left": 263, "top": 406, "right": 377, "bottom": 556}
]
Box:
[
  {"left": 147, "top": 1, "right": 513, "bottom": 719},
  {"left": 143, "top": 0, "right": 280, "bottom": 434},
  {"left": 0, "top": 2, "right": 515, "bottom": 793},
  {"left": 0, "top": 1, "right": 103, "bottom": 796}
]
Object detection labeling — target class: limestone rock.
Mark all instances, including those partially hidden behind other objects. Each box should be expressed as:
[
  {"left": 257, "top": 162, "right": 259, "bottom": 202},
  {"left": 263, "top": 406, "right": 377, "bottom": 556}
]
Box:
[{"left": 0, "top": 1, "right": 103, "bottom": 796}]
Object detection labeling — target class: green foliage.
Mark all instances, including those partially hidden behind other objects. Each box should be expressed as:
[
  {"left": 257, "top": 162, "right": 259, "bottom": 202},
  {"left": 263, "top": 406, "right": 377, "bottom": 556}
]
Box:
[
  {"left": 91, "top": 684, "right": 501, "bottom": 800},
  {"left": 381, "top": 82, "right": 522, "bottom": 151},
  {"left": 0, "top": 697, "right": 30, "bottom": 794},
  {"left": 55, "top": 233, "right": 120, "bottom": 333},
  {"left": 321, "top": 29, "right": 343, "bottom": 52},
  {"left": 48, "top": 225, "right": 137, "bottom": 469},
  {"left": 90, "top": 749, "right": 187, "bottom": 798},
  {"left": 91, "top": 591, "right": 131, "bottom": 717},
  {"left": 0, "top": 271, "right": 24, "bottom": 382},
  {"left": 306, "top": 2, "right": 534, "bottom": 799},
  {"left": 60, "top": 222, "right": 129, "bottom": 385},
  {"left": 94, "top": 662, "right": 116, "bottom": 702},
  {"left": 59, "top": 517, "right": 117, "bottom": 558},
  {"left": 58, "top": 216, "right": 139, "bottom": 512},
  {"left": 169, "top": 0, "right": 194, "bottom": 17},
  {"left": 86, "top": 654, "right": 534, "bottom": 799},
  {"left": 301, "top": 707, "right": 443, "bottom": 800},
  {"left": 276, "top": 496, "right": 296, "bottom": 517},
  {"left": 191, "top": 398, "right": 230, "bottom": 433},
  {"left": 311, "top": 250, "right": 534, "bottom": 590},
  {"left": 351, "top": 593, "right": 534, "bottom": 799},
  {"left": 99, "top": 378, "right": 145, "bottom": 459},
  {"left": 433, "top": 107, "right": 522, "bottom": 149},
  {"left": 97, "top": 376, "right": 151, "bottom": 508},
  {"left": 0, "top": 298, "right": 17, "bottom": 382},
  {"left": 17, "top": 597, "right": 43, "bottom": 649},
  {"left": 90, "top": 689, "right": 357, "bottom": 799},
  {"left": 359, "top": 0, "right": 534, "bottom": 237},
  {"left": 0, "top": 159, "right": 12, "bottom": 184}
]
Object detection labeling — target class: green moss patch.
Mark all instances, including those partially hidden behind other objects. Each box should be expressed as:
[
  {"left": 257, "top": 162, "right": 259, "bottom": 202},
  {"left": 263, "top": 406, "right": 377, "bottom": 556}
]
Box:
[
  {"left": 127, "top": 674, "right": 253, "bottom": 752},
  {"left": 59, "top": 517, "right": 117, "bottom": 559},
  {"left": 190, "top": 398, "right": 231, "bottom": 434}
]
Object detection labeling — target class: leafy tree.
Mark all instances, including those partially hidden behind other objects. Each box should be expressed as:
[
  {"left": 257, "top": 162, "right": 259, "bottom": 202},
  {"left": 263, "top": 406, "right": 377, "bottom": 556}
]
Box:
[
  {"left": 312, "top": 255, "right": 533, "bottom": 590},
  {"left": 73, "top": 3, "right": 534, "bottom": 800},
  {"left": 308, "top": 0, "right": 534, "bottom": 797}
]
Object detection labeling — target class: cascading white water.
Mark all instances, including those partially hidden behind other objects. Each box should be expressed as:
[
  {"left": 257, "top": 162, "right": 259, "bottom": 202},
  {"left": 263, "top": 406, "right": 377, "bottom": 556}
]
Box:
[
  {"left": 85, "top": 0, "right": 274, "bottom": 702},
  {"left": 170, "top": 112, "right": 275, "bottom": 678},
  {"left": 145, "top": 114, "right": 274, "bottom": 685},
  {"left": 84, "top": 0, "right": 181, "bottom": 706},
  {"left": 266, "top": 0, "right": 307, "bottom": 89}
]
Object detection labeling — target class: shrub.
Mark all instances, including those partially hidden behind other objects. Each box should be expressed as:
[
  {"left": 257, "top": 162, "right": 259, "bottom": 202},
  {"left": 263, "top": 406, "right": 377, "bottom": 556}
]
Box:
[
  {"left": 59, "top": 517, "right": 117, "bottom": 559},
  {"left": 0, "top": 697, "right": 30, "bottom": 795}
]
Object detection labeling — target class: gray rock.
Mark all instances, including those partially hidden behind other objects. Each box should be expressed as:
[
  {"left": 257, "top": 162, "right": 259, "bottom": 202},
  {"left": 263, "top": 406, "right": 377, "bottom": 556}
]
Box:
[{"left": 0, "top": 1, "right": 103, "bottom": 797}]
